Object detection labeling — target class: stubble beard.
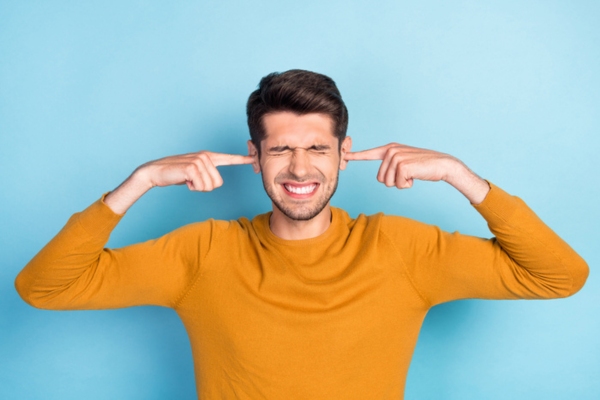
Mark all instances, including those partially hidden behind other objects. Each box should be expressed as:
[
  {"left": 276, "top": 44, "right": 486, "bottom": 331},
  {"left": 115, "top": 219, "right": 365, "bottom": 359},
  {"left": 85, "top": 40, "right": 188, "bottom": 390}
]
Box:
[{"left": 262, "top": 171, "right": 340, "bottom": 221}]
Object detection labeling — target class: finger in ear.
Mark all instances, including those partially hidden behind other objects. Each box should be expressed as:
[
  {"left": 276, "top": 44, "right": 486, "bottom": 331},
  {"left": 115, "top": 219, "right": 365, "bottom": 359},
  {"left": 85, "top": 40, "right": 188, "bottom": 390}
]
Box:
[
  {"left": 339, "top": 136, "right": 352, "bottom": 170},
  {"left": 247, "top": 140, "right": 261, "bottom": 173}
]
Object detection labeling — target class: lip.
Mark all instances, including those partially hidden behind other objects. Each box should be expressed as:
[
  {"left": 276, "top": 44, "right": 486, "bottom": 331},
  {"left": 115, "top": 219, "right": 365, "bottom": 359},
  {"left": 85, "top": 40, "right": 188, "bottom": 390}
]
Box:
[{"left": 281, "top": 182, "right": 320, "bottom": 199}]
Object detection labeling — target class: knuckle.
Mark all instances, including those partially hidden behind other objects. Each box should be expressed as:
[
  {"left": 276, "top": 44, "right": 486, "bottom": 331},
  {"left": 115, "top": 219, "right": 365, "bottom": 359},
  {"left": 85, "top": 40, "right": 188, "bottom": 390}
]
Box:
[
  {"left": 192, "top": 159, "right": 206, "bottom": 170},
  {"left": 391, "top": 152, "right": 403, "bottom": 161},
  {"left": 198, "top": 153, "right": 211, "bottom": 163}
]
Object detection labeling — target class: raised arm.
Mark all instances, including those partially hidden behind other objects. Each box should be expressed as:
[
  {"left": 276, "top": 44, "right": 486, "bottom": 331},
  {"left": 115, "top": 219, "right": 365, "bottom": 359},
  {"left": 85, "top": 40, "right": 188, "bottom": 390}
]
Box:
[
  {"left": 15, "top": 150, "right": 254, "bottom": 310},
  {"left": 345, "top": 143, "right": 589, "bottom": 304}
]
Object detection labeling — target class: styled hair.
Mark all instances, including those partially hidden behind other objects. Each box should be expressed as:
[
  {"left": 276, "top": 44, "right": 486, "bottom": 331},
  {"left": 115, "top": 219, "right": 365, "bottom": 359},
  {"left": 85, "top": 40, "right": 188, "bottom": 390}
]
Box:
[{"left": 246, "top": 69, "right": 348, "bottom": 154}]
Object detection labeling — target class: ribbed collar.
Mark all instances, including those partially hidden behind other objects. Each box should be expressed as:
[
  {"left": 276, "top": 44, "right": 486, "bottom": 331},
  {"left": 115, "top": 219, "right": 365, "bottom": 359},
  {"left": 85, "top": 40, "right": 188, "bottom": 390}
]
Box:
[{"left": 250, "top": 207, "right": 353, "bottom": 278}]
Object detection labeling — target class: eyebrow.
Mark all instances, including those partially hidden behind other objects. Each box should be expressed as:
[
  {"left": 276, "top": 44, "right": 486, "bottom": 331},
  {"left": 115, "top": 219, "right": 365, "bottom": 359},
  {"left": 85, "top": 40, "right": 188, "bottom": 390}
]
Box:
[{"left": 267, "top": 144, "right": 332, "bottom": 152}]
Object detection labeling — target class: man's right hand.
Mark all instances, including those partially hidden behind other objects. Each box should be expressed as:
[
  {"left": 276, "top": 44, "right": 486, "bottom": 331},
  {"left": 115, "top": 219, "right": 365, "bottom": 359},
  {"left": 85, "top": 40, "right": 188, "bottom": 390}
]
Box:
[{"left": 104, "top": 151, "right": 255, "bottom": 215}]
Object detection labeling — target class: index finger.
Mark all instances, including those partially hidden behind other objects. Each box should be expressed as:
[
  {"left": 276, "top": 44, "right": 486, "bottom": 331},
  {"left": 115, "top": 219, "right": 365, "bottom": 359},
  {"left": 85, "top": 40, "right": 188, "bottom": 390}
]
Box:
[
  {"left": 209, "top": 152, "right": 255, "bottom": 167},
  {"left": 344, "top": 146, "right": 389, "bottom": 161}
]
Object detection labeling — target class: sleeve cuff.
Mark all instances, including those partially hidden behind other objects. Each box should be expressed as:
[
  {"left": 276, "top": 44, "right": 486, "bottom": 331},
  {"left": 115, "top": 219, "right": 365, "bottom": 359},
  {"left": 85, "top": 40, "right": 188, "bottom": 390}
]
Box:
[
  {"left": 472, "top": 181, "right": 521, "bottom": 225},
  {"left": 74, "top": 193, "right": 124, "bottom": 237}
]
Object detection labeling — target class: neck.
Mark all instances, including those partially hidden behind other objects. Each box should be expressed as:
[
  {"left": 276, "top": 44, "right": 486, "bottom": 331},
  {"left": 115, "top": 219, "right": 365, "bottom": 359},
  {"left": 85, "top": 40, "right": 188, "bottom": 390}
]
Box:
[{"left": 269, "top": 204, "right": 332, "bottom": 240}]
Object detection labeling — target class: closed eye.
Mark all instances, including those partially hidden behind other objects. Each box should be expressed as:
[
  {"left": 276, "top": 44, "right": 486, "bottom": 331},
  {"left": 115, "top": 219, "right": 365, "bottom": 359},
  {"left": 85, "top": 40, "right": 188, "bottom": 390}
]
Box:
[
  {"left": 308, "top": 145, "right": 331, "bottom": 155},
  {"left": 266, "top": 145, "right": 332, "bottom": 156},
  {"left": 267, "top": 146, "right": 293, "bottom": 156}
]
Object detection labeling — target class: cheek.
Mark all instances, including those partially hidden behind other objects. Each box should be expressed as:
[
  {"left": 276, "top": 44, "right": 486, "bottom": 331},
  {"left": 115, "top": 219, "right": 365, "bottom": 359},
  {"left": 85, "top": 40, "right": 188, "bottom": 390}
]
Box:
[
  {"left": 260, "top": 158, "right": 287, "bottom": 179},
  {"left": 312, "top": 156, "right": 341, "bottom": 175}
]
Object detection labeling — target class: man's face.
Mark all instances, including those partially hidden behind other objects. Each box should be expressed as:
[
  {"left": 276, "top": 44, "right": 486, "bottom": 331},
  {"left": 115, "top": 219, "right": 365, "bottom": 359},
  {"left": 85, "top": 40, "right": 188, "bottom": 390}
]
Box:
[{"left": 249, "top": 112, "right": 351, "bottom": 221}]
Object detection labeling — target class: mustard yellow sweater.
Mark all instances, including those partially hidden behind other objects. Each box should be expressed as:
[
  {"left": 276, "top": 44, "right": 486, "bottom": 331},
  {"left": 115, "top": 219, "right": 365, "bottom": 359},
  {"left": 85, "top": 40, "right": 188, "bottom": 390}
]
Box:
[{"left": 15, "top": 183, "right": 588, "bottom": 399}]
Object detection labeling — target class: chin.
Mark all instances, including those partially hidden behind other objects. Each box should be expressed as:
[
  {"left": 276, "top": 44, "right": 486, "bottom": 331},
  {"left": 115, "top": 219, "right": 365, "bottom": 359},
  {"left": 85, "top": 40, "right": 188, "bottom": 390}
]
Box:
[
  {"left": 281, "top": 208, "right": 325, "bottom": 221},
  {"left": 263, "top": 176, "right": 339, "bottom": 222},
  {"left": 271, "top": 197, "right": 331, "bottom": 221}
]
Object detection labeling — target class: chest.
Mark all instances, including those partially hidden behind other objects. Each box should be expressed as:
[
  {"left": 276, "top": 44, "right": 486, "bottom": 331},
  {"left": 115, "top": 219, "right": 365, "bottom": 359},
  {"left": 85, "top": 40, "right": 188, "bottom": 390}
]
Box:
[{"left": 177, "top": 244, "right": 428, "bottom": 392}]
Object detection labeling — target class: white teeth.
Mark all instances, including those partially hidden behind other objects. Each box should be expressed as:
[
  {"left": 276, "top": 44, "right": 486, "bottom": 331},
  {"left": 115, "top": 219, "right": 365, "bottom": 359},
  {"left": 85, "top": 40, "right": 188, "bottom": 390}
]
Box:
[{"left": 285, "top": 184, "right": 317, "bottom": 194}]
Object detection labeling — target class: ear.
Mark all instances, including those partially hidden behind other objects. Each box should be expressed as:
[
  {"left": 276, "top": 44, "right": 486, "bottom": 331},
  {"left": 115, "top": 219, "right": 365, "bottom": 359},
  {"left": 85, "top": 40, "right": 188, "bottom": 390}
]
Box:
[
  {"left": 339, "top": 136, "right": 352, "bottom": 171},
  {"left": 247, "top": 140, "right": 261, "bottom": 173}
]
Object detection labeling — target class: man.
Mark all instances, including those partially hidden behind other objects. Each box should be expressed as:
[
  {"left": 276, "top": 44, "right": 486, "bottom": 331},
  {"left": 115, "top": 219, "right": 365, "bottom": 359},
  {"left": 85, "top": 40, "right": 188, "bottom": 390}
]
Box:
[{"left": 16, "top": 70, "right": 588, "bottom": 399}]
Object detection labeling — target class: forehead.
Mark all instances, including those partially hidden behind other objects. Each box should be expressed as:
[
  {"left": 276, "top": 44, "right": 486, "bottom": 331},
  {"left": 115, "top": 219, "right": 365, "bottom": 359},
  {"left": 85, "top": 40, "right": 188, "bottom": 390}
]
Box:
[{"left": 261, "top": 112, "right": 336, "bottom": 147}]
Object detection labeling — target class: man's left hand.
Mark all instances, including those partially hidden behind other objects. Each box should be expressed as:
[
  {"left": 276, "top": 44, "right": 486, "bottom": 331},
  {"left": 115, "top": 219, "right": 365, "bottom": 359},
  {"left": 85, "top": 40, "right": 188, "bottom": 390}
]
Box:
[{"left": 344, "top": 143, "right": 490, "bottom": 204}]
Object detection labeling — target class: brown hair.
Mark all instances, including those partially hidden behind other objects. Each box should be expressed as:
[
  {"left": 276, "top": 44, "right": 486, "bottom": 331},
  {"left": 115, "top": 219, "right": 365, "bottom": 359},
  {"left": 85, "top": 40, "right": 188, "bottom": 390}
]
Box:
[{"left": 246, "top": 69, "right": 348, "bottom": 154}]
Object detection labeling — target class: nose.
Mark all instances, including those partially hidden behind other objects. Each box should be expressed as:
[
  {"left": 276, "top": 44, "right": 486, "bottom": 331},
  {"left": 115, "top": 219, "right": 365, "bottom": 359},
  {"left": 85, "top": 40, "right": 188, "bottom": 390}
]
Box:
[{"left": 288, "top": 148, "right": 310, "bottom": 178}]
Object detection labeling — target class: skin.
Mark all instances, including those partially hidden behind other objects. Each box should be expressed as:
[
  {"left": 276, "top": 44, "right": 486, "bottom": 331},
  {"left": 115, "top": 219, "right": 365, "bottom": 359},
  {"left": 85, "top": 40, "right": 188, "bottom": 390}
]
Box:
[{"left": 105, "top": 111, "right": 489, "bottom": 240}]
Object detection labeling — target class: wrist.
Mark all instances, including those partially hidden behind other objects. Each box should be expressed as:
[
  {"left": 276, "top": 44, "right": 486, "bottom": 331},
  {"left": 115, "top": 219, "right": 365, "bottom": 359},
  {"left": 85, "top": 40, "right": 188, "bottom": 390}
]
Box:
[
  {"left": 444, "top": 159, "right": 490, "bottom": 204},
  {"left": 130, "top": 165, "right": 155, "bottom": 191},
  {"left": 441, "top": 157, "right": 468, "bottom": 185},
  {"left": 104, "top": 169, "right": 154, "bottom": 215}
]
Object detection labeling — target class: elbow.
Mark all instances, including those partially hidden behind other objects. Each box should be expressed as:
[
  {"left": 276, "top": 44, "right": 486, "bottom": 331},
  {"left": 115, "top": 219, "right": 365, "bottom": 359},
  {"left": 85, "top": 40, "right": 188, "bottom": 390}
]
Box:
[
  {"left": 549, "top": 256, "right": 590, "bottom": 299},
  {"left": 526, "top": 256, "right": 590, "bottom": 299},
  {"left": 565, "top": 256, "right": 589, "bottom": 297},
  {"left": 14, "top": 271, "right": 35, "bottom": 307},
  {"left": 14, "top": 271, "right": 47, "bottom": 309}
]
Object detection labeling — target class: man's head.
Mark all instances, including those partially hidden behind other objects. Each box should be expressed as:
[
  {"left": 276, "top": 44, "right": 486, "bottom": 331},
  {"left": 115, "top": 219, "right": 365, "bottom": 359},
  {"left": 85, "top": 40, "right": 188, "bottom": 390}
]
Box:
[
  {"left": 246, "top": 69, "right": 348, "bottom": 155},
  {"left": 246, "top": 70, "right": 352, "bottom": 223}
]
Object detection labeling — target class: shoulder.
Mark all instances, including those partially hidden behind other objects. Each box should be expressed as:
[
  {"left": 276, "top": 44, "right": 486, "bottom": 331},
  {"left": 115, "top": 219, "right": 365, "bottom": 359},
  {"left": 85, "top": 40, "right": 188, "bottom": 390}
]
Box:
[
  {"left": 335, "top": 207, "right": 442, "bottom": 247},
  {"left": 336, "top": 207, "right": 435, "bottom": 233},
  {"left": 159, "top": 215, "right": 261, "bottom": 245}
]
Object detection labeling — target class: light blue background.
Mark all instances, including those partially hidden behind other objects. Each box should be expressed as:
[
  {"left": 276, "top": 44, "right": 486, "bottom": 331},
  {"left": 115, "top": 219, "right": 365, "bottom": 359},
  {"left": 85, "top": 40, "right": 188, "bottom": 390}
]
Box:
[{"left": 1, "top": 1, "right": 598, "bottom": 399}]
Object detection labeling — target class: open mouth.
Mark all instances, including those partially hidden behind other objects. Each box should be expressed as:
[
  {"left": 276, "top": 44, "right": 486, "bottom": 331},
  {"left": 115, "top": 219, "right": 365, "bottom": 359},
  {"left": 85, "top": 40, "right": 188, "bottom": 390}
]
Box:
[{"left": 283, "top": 183, "right": 319, "bottom": 197}]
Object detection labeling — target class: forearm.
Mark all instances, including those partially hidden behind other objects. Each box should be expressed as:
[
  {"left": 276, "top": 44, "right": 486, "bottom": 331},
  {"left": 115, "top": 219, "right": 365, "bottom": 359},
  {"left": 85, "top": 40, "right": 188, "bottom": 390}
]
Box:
[
  {"left": 401, "top": 183, "right": 589, "bottom": 305},
  {"left": 15, "top": 197, "right": 122, "bottom": 308},
  {"left": 15, "top": 195, "right": 202, "bottom": 310},
  {"left": 472, "top": 183, "right": 589, "bottom": 298}
]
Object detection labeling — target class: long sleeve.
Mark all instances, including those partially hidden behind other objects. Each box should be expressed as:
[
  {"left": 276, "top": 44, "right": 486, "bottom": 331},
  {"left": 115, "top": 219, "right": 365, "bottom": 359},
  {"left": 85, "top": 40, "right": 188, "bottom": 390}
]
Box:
[
  {"left": 15, "top": 196, "right": 217, "bottom": 310},
  {"left": 385, "top": 182, "right": 589, "bottom": 307}
]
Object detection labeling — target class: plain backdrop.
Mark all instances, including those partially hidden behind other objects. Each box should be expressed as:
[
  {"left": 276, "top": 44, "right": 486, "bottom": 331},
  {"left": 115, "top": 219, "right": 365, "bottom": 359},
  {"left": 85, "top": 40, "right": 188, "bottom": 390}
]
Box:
[{"left": 1, "top": 1, "right": 598, "bottom": 399}]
